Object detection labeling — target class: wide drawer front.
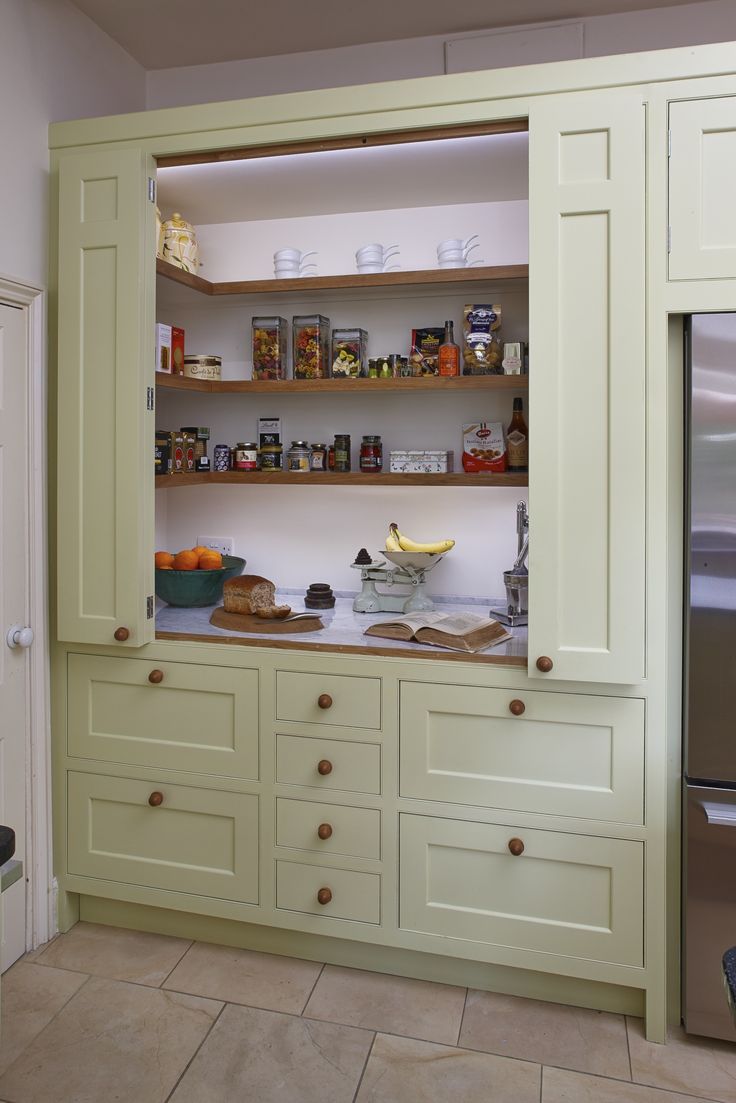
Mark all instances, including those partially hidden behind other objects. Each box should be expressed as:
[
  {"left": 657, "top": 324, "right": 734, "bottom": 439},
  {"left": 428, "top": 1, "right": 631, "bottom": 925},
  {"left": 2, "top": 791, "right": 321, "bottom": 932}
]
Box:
[
  {"left": 400, "top": 682, "right": 644, "bottom": 823},
  {"left": 276, "top": 860, "right": 380, "bottom": 924},
  {"left": 276, "top": 671, "right": 381, "bottom": 730},
  {"left": 400, "top": 814, "right": 643, "bottom": 966},
  {"left": 67, "top": 771, "right": 259, "bottom": 903},
  {"left": 276, "top": 798, "right": 381, "bottom": 860},
  {"left": 68, "top": 654, "right": 258, "bottom": 779},
  {"left": 276, "top": 734, "right": 381, "bottom": 795}
]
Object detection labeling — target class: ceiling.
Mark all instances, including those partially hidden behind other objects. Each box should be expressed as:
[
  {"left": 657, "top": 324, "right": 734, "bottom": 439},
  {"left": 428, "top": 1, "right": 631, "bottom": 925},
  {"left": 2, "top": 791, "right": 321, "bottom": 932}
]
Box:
[{"left": 69, "top": 0, "right": 703, "bottom": 70}]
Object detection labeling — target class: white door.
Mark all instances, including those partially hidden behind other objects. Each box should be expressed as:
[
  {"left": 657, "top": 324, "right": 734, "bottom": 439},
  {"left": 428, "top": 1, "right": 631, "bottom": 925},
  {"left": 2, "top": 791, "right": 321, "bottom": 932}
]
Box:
[{"left": 0, "top": 300, "right": 30, "bottom": 968}]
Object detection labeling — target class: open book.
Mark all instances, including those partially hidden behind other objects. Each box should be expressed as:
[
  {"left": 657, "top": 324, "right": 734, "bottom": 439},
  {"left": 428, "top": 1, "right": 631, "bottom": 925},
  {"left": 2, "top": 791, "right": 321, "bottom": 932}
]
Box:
[{"left": 364, "top": 610, "right": 511, "bottom": 653}]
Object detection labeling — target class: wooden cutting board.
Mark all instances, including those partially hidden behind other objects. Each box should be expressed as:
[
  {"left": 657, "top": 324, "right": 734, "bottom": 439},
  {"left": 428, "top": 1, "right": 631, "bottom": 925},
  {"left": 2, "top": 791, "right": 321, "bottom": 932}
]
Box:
[{"left": 209, "top": 608, "right": 324, "bottom": 633}]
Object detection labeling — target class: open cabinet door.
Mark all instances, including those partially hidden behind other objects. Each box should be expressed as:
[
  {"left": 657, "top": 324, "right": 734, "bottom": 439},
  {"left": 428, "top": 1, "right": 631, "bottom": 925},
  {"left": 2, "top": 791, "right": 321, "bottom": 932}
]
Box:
[
  {"left": 528, "top": 90, "right": 646, "bottom": 684},
  {"left": 57, "top": 148, "right": 156, "bottom": 647}
]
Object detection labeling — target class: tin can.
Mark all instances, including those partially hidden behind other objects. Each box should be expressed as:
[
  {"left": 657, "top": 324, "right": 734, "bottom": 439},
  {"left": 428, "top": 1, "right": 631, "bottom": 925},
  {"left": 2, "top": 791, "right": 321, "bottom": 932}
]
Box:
[
  {"left": 233, "top": 442, "right": 259, "bottom": 471},
  {"left": 287, "top": 440, "right": 312, "bottom": 472},
  {"left": 259, "top": 444, "right": 283, "bottom": 470},
  {"left": 310, "top": 443, "right": 327, "bottom": 471},
  {"left": 183, "top": 354, "right": 222, "bottom": 381},
  {"left": 213, "top": 444, "right": 230, "bottom": 472}
]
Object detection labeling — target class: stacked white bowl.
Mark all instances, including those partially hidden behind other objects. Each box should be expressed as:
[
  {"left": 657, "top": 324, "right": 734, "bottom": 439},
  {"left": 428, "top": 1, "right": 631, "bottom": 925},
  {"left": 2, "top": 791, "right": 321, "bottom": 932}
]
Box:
[
  {"left": 436, "top": 235, "right": 482, "bottom": 268},
  {"left": 273, "top": 249, "right": 317, "bottom": 278},
  {"left": 355, "top": 243, "right": 400, "bottom": 274}
]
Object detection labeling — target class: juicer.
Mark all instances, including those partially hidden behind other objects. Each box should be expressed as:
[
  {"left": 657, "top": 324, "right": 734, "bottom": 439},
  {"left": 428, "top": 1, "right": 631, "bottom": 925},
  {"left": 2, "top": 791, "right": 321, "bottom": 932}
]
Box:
[{"left": 490, "top": 501, "right": 529, "bottom": 626}]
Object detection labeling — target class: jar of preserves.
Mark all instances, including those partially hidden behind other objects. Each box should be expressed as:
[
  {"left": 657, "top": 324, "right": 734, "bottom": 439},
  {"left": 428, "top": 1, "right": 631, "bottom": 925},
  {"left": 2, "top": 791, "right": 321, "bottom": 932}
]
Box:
[
  {"left": 233, "top": 442, "right": 259, "bottom": 471},
  {"left": 258, "top": 444, "right": 283, "bottom": 470},
  {"left": 310, "top": 443, "right": 327, "bottom": 471},
  {"left": 252, "top": 316, "right": 288, "bottom": 380},
  {"left": 360, "top": 435, "right": 383, "bottom": 473},
  {"left": 287, "top": 440, "right": 312, "bottom": 472},
  {"left": 293, "top": 314, "right": 330, "bottom": 379},
  {"left": 333, "top": 434, "right": 351, "bottom": 472}
]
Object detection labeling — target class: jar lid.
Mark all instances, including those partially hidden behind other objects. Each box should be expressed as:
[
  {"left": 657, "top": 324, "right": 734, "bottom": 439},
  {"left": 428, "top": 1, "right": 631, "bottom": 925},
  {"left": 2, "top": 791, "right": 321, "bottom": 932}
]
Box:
[
  {"left": 260, "top": 444, "right": 283, "bottom": 452},
  {"left": 310, "top": 443, "right": 327, "bottom": 449},
  {"left": 162, "top": 212, "right": 195, "bottom": 232},
  {"left": 290, "top": 440, "right": 310, "bottom": 448},
  {"left": 362, "top": 435, "right": 381, "bottom": 442},
  {"left": 239, "top": 442, "right": 258, "bottom": 448}
]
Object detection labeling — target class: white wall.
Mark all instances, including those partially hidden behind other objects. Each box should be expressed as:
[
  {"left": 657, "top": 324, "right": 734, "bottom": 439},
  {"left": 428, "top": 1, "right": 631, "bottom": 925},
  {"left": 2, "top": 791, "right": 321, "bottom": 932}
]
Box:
[
  {"left": 0, "top": 0, "right": 145, "bottom": 289},
  {"left": 146, "top": 0, "right": 736, "bottom": 109}
]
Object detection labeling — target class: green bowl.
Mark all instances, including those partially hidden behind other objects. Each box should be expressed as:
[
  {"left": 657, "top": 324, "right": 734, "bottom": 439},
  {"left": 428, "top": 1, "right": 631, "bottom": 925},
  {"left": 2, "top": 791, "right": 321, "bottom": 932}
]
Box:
[{"left": 155, "top": 555, "right": 246, "bottom": 607}]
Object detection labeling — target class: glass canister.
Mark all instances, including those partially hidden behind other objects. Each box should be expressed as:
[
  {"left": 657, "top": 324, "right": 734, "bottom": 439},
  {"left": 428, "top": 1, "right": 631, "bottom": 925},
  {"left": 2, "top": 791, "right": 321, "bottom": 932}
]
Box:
[
  {"left": 287, "top": 440, "right": 312, "bottom": 472},
  {"left": 333, "top": 433, "right": 351, "bottom": 472},
  {"left": 252, "top": 317, "right": 288, "bottom": 380},
  {"left": 360, "top": 435, "right": 383, "bottom": 473},
  {"left": 330, "top": 328, "right": 368, "bottom": 378},
  {"left": 161, "top": 212, "right": 199, "bottom": 274},
  {"left": 293, "top": 314, "right": 330, "bottom": 379}
]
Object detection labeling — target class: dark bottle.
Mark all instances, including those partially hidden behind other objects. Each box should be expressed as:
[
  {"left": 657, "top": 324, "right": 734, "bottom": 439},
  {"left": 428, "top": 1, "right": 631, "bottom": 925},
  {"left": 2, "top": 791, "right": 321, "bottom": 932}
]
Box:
[{"left": 506, "top": 397, "right": 529, "bottom": 472}]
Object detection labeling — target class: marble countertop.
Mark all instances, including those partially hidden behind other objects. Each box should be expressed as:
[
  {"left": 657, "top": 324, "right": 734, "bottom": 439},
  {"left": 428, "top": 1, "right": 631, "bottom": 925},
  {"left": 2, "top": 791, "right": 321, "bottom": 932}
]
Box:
[{"left": 156, "top": 592, "right": 528, "bottom": 666}]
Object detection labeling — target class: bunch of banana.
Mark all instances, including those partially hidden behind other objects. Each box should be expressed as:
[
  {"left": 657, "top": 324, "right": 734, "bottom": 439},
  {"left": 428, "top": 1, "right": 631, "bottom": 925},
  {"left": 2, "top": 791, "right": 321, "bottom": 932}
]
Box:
[{"left": 385, "top": 522, "right": 455, "bottom": 555}]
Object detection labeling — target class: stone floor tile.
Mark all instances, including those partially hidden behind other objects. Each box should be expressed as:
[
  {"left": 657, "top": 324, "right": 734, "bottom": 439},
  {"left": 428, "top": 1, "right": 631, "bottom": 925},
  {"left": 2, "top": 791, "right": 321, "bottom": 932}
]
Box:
[
  {"left": 459, "top": 990, "right": 631, "bottom": 1080},
  {"left": 627, "top": 1017, "right": 736, "bottom": 1103},
  {"left": 0, "top": 975, "right": 221, "bottom": 1103},
  {"left": 169, "top": 1002, "right": 373, "bottom": 1103},
  {"left": 303, "top": 965, "right": 466, "bottom": 1045},
  {"left": 543, "top": 1065, "right": 721, "bottom": 1102},
  {"left": 356, "top": 1033, "right": 541, "bottom": 1102},
  {"left": 164, "top": 940, "right": 322, "bottom": 1013},
  {"left": 31, "top": 921, "right": 191, "bottom": 986},
  {"left": 0, "top": 962, "right": 87, "bottom": 1075}
]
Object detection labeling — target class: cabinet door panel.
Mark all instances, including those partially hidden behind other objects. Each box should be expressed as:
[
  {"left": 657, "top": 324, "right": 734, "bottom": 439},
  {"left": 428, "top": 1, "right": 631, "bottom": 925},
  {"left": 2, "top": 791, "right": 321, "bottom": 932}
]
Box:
[
  {"left": 669, "top": 97, "right": 736, "bottom": 280},
  {"left": 529, "top": 91, "right": 646, "bottom": 684},
  {"left": 57, "top": 148, "right": 155, "bottom": 647}
]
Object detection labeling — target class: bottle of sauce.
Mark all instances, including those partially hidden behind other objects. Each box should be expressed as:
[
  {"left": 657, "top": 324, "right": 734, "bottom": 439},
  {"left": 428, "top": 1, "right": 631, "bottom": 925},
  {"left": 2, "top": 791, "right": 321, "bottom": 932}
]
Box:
[
  {"left": 506, "top": 397, "right": 529, "bottom": 472},
  {"left": 438, "top": 319, "right": 460, "bottom": 376}
]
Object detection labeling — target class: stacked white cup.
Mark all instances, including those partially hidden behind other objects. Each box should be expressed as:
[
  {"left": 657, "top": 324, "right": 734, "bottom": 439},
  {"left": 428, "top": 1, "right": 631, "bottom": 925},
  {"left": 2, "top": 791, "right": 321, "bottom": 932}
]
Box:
[
  {"left": 436, "top": 235, "right": 482, "bottom": 268},
  {"left": 355, "top": 243, "right": 400, "bottom": 274},
  {"left": 273, "top": 249, "right": 318, "bottom": 278}
]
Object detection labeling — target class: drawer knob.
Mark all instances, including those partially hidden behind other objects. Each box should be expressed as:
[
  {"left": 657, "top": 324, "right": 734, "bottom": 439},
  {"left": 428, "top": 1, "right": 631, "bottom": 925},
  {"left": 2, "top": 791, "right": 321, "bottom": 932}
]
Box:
[
  {"left": 317, "top": 694, "right": 333, "bottom": 710},
  {"left": 509, "top": 699, "right": 525, "bottom": 716},
  {"left": 508, "top": 837, "right": 525, "bottom": 856},
  {"left": 536, "top": 655, "right": 554, "bottom": 673},
  {"left": 317, "top": 759, "right": 333, "bottom": 776},
  {"left": 148, "top": 669, "right": 164, "bottom": 684},
  {"left": 317, "top": 823, "right": 333, "bottom": 840},
  {"left": 317, "top": 887, "right": 332, "bottom": 906},
  {"left": 114, "top": 627, "right": 130, "bottom": 642},
  {"left": 148, "top": 791, "right": 164, "bottom": 807}
]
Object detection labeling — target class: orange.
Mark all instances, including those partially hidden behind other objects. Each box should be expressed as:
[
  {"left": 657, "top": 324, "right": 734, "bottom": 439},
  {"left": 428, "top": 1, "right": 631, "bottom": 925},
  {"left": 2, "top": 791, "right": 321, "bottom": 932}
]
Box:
[
  {"left": 172, "top": 549, "right": 198, "bottom": 571},
  {"left": 198, "top": 551, "right": 223, "bottom": 570},
  {"left": 155, "top": 551, "right": 175, "bottom": 569},
  {"left": 192, "top": 545, "right": 210, "bottom": 561}
]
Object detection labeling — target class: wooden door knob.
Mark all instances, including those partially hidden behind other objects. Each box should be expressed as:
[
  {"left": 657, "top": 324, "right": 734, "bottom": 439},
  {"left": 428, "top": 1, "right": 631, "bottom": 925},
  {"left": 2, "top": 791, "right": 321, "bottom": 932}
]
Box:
[
  {"left": 317, "top": 823, "right": 333, "bottom": 840},
  {"left": 317, "top": 887, "right": 332, "bottom": 905},
  {"left": 148, "top": 791, "right": 164, "bottom": 807},
  {"left": 509, "top": 699, "right": 525, "bottom": 716},
  {"left": 536, "top": 656, "right": 554, "bottom": 673},
  {"left": 114, "top": 627, "right": 129, "bottom": 642},
  {"left": 317, "top": 694, "right": 333, "bottom": 710},
  {"left": 148, "top": 669, "right": 164, "bottom": 684},
  {"left": 508, "top": 837, "right": 525, "bottom": 856},
  {"left": 317, "top": 759, "right": 333, "bottom": 776}
]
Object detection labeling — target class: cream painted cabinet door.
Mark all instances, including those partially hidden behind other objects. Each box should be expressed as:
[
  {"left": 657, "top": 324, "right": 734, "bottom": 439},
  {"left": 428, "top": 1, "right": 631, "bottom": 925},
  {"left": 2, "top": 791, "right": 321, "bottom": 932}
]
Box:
[
  {"left": 528, "top": 90, "right": 646, "bottom": 684},
  {"left": 669, "top": 97, "right": 736, "bottom": 280},
  {"left": 57, "top": 148, "right": 156, "bottom": 647}
]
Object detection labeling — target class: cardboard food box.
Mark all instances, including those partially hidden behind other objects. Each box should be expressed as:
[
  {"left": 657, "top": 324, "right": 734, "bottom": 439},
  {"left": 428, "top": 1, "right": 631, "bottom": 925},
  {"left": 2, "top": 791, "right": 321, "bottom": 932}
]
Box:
[
  {"left": 409, "top": 327, "right": 444, "bottom": 375},
  {"left": 171, "top": 326, "right": 185, "bottom": 375},
  {"left": 462, "top": 422, "right": 507, "bottom": 472},
  {"left": 154, "top": 430, "right": 173, "bottom": 476},
  {"left": 155, "top": 323, "right": 172, "bottom": 374},
  {"left": 258, "top": 416, "right": 282, "bottom": 448}
]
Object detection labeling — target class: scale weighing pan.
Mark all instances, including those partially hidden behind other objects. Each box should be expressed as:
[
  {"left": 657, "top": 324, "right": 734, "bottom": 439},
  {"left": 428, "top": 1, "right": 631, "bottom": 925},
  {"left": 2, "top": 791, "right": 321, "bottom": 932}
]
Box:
[{"left": 381, "top": 550, "right": 443, "bottom": 570}]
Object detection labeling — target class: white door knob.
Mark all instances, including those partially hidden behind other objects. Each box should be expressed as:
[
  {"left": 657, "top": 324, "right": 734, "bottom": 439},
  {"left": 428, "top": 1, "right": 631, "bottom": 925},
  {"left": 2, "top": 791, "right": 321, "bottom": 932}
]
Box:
[{"left": 6, "top": 625, "right": 34, "bottom": 649}]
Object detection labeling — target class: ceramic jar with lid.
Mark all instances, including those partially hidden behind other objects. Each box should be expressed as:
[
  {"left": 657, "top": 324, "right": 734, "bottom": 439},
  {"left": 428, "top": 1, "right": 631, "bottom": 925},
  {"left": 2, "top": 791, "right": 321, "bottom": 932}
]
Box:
[{"left": 161, "top": 212, "right": 200, "bottom": 275}]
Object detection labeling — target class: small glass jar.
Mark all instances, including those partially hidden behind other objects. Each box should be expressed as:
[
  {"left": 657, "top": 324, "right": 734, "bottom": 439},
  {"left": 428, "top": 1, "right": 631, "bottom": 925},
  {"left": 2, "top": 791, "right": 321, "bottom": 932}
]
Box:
[
  {"left": 360, "top": 435, "right": 383, "bottom": 473},
  {"left": 233, "top": 442, "right": 259, "bottom": 471},
  {"left": 252, "top": 316, "right": 288, "bottom": 380},
  {"left": 293, "top": 314, "right": 330, "bottom": 379},
  {"left": 333, "top": 434, "right": 351, "bottom": 472},
  {"left": 287, "top": 440, "right": 312, "bottom": 472},
  {"left": 327, "top": 445, "right": 335, "bottom": 470},
  {"left": 331, "top": 328, "right": 368, "bottom": 378},
  {"left": 258, "top": 444, "right": 283, "bottom": 470},
  {"left": 310, "top": 443, "right": 327, "bottom": 471}
]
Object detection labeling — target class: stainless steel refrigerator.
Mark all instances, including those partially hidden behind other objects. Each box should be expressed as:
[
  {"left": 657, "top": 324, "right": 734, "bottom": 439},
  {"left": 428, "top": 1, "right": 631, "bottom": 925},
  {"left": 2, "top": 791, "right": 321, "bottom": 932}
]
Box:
[{"left": 684, "top": 312, "right": 736, "bottom": 1041}]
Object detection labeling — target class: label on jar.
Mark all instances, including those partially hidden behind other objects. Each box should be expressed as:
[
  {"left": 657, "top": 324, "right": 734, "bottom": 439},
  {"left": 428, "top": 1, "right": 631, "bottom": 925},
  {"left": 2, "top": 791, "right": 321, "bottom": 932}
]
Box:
[
  {"left": 506, "top": 430, "right": 528, "bottom": 469},
  {"left": 234, "top": 447, "right": 258, "bottom": 470},
  {"left": 287, "top": 451, "right": 311, "bottom": 472}
]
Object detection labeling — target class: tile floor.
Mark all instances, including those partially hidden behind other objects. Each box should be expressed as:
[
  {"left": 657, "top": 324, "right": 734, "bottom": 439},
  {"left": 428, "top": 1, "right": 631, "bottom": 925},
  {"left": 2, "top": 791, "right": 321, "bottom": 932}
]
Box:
[{"left": 1, "top": 923, "right": 734, "bottom": 1102}]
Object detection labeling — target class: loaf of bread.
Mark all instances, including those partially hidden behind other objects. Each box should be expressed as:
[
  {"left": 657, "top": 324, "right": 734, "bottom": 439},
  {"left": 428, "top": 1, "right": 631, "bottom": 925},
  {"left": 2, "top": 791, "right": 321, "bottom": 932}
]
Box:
[{"left": 222, "top": 575, "right": 291, "bottom": 619}]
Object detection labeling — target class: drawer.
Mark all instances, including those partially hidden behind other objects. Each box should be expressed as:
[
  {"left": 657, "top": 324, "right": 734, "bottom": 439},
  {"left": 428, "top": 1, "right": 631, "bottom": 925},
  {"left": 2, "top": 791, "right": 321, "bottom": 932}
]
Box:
[
  {"left": 276, "top": 798, "right": 381, "bottom": 860},
  {"left": 276, "top": 671, "right": 381, "bottom": 730},
  {"left": 400, "top": 682, "right": 644, "bottom": 823},
  {"left": 276, "top": 861, "right": 380, "bottom": 924},
  {"left": 400, "top": 814, "right": 643, "bottom": 966},
  {"left": 68, "top": 654, "right": 258, "bottom": 779},
  {"left": 276, "top": 734, "right": 381, "bottom": 795},
  {"left": 67, "top": 771, "right": 259, "bottom": 903}
]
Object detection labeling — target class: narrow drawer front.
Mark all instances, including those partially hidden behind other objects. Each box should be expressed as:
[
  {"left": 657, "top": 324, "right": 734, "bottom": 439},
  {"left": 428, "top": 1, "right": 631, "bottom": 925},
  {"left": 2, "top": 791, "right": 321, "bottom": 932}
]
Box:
[
  {"left": 68, "top": 654, "right": 258, "bottom": 779},
  {"left": 276, "top": 734, "right": 381, "bottom": 795},
  {"left": 67, "top": 771, "right": 259, "bottom": 903},
  {"left": 276, "top": 861, "right": 380, "bottom": 924},
  {"left": 400, "top": 814, "right": 643, "bottom": 966},
  {"left": 276, "top": 798, "right": 381, "bottom": 860},
  {"left": 276, "top": 671, "right": 381, "bottom": 730},
  {"left": 400, "top": 682, "right": 644, "bottom": 823}
]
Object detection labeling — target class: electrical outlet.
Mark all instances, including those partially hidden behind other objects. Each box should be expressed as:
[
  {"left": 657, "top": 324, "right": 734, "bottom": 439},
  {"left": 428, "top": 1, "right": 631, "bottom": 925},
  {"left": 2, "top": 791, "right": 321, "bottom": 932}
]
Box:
[{"left": 197, "top": 535, "right": 234, "bottom": 556}]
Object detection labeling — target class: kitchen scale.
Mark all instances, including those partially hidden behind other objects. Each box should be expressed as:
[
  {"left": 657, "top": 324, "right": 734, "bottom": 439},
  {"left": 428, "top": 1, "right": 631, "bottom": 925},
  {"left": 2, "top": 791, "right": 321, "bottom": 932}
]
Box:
[
  {"left": 351, "top": 548, "right": 444, "bottom": 613},
  {"left": 489, "top": 500, "right": 529, "bottom": 626}
]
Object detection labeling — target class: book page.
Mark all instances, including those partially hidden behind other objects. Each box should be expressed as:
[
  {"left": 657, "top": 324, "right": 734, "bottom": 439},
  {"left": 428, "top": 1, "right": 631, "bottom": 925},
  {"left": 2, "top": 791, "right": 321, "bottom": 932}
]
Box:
[{"left": 418, "top": 612, "right": 495, "bottom": 637}]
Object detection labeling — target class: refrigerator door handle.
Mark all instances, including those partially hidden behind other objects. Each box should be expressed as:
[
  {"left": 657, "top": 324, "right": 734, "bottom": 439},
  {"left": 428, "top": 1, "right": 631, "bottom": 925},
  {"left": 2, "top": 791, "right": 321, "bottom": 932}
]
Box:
[{"left": 703, "top": 802, "right": 736, "bottom": 826}]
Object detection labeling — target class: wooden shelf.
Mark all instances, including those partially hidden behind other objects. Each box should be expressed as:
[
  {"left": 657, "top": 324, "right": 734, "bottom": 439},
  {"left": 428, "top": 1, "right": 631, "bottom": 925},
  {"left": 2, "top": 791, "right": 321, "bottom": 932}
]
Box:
[
  {"left": 156, "top": 471, "right": 527, "bottom": 488},
  {"left": 156, "top": 373, "right": 528, "bottom": 394},
  {"left": 156, "top": 257, "right": 528, "bottom": 296}
]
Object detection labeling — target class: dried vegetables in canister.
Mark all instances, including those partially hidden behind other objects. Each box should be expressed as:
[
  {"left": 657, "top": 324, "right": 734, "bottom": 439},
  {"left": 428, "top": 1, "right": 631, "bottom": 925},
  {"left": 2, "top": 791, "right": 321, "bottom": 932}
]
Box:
[
  {"left": 293, "top": 315, "right": 330, "bottom": 379},
  {"left": 331, "top": 328, "right": 367, "bottom": 377},
  {"left": 252, "top": 316, "right": 288, "bottom": 380}
]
